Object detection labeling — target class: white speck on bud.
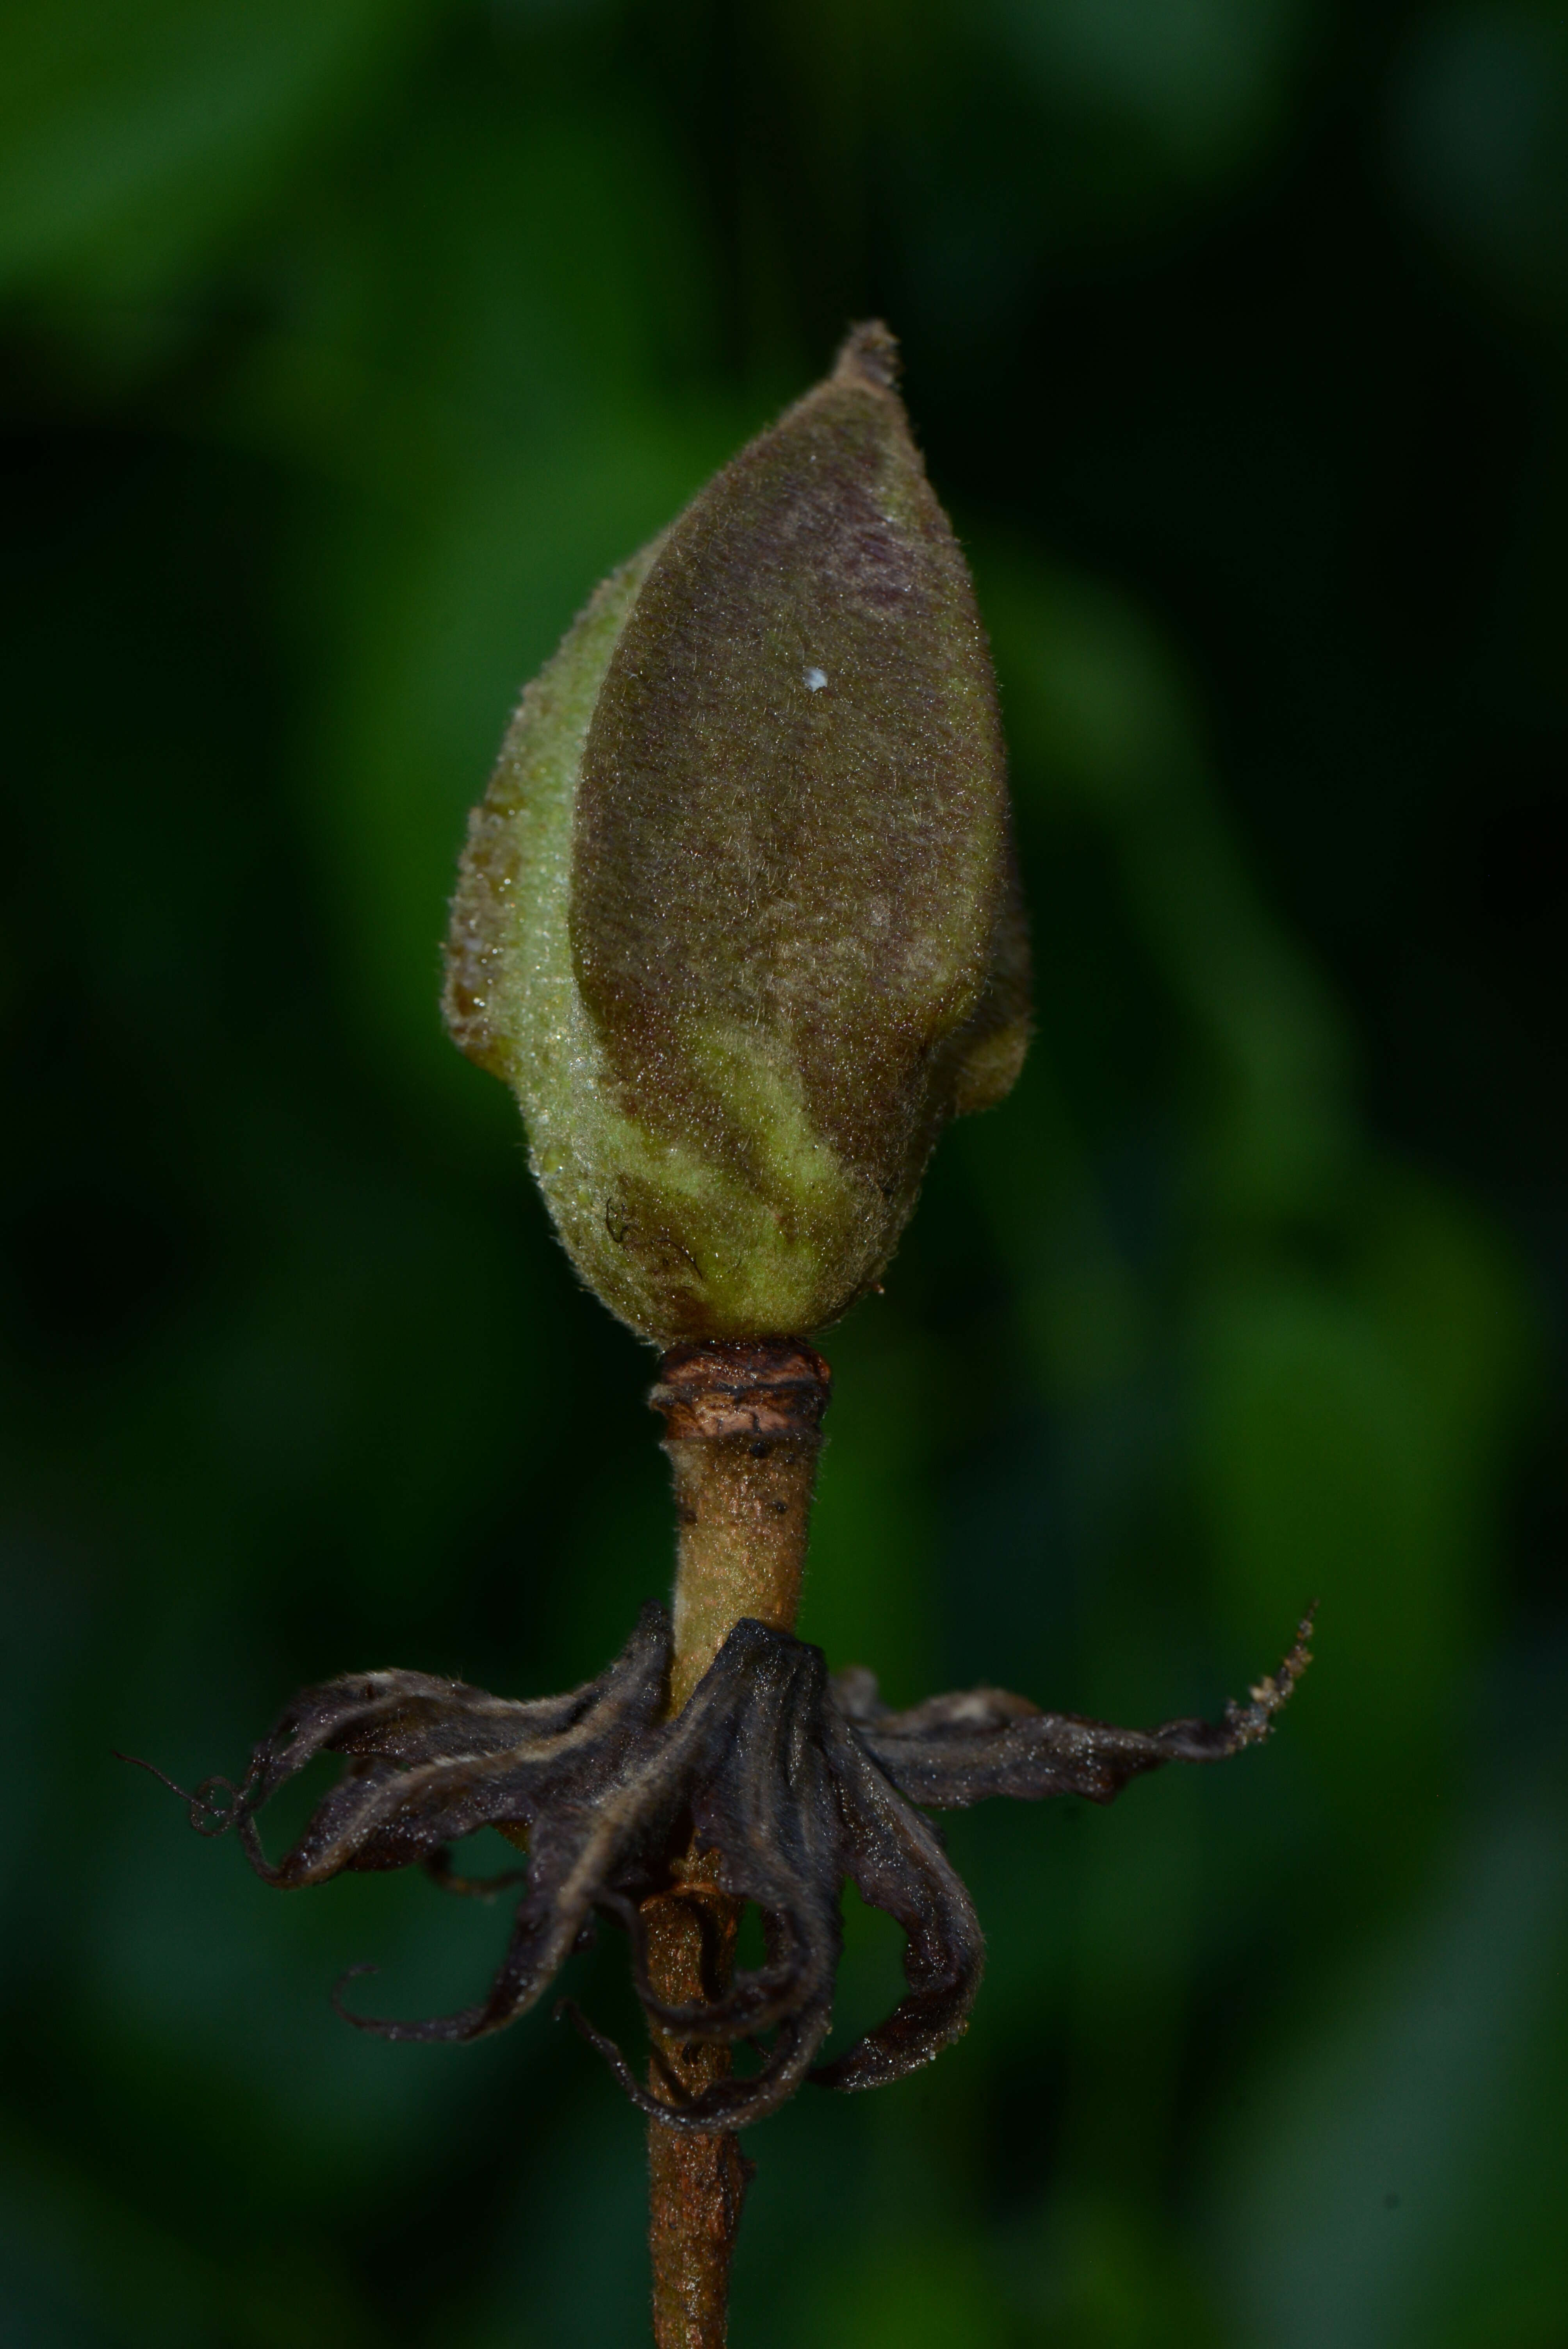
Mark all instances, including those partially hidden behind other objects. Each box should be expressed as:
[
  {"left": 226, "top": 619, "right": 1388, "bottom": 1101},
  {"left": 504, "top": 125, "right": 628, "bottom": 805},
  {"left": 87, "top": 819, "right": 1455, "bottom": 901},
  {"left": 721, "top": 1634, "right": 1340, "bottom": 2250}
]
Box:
[{"left": 804, "top": 666, "right": 828, "bottom": 692}]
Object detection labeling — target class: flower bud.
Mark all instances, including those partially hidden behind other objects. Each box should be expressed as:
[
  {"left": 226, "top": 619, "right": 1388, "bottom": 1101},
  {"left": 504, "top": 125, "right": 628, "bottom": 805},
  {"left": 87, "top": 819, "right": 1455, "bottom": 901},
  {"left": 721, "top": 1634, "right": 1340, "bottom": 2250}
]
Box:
[{"left": 444, "top": 323, "right": 1028, "bottom": 1343}]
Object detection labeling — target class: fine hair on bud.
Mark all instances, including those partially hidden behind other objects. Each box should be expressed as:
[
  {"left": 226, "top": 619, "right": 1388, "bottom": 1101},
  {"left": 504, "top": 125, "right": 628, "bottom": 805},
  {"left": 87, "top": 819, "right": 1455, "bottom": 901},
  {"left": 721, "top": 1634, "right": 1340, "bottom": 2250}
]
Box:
[{"left": 445, "top": 323, "right": 1030, "bottom": 1344}]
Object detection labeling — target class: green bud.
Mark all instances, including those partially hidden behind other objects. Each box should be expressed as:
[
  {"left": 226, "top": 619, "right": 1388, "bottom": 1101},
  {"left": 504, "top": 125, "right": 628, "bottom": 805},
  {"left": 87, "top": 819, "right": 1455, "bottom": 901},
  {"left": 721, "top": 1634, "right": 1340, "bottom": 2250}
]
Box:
[{"left": 444, "top": 323, "right": 1029, "bottom": 1344}]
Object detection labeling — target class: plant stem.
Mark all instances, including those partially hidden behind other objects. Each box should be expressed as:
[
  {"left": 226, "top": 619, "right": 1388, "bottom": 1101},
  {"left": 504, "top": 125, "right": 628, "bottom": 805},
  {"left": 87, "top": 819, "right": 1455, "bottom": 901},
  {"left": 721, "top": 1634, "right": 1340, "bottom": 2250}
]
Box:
[{"left": 643, "top": 1340, "right": 832, "bottom": 2349}]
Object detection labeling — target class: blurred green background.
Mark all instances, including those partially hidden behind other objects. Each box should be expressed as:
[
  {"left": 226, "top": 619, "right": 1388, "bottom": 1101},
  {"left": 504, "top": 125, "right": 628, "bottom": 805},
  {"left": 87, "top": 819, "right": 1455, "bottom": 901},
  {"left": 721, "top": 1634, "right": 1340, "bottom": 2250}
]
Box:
[{"left": 4, "top": 1, "right": 1566, "bottom": 2343}]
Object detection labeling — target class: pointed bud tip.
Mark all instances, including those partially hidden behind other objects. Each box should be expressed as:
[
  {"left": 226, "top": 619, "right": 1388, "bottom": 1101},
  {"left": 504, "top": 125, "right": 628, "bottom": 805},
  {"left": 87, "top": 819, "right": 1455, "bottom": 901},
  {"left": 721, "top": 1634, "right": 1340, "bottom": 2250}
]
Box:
[{"left": 832, "top": 320, "right": 901, "bottom": 394}]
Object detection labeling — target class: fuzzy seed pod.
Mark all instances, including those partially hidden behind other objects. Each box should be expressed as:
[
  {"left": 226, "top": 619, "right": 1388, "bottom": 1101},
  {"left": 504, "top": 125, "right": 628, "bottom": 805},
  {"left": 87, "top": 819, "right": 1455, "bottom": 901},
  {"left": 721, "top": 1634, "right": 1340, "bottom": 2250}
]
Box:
[{"left": 444, "top": 323, "right": 1029, "bottom": 1344}]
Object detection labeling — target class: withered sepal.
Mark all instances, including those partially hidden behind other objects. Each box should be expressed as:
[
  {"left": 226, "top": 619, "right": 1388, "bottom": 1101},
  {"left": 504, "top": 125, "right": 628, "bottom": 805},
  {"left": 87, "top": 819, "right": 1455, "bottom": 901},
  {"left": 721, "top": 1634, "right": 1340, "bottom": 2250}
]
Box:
[{"left": 130, "top": 1609, "right": 1311, "bottom": 2132}]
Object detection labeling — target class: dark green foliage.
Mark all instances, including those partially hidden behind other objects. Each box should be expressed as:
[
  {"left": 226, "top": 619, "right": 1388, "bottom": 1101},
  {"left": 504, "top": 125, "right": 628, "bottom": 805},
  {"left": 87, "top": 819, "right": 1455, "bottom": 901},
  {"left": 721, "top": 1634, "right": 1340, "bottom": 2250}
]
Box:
[{"left": 3, "top": 3, "right": 1567, "bottom": 2345}]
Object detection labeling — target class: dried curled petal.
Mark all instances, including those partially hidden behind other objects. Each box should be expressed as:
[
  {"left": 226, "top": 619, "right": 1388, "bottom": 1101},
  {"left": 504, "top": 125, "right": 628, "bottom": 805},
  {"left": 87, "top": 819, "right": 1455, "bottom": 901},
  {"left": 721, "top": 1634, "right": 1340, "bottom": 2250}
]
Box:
[
  {"left": 809, "top": 1700, "right": 984, "bottom": 2095},
  {"left": 833, "top": 1611, "right": 1316, "bottom": 1810},
  {"left": 133, "top": 1609, "right": 1310, "bottom": 2130}
]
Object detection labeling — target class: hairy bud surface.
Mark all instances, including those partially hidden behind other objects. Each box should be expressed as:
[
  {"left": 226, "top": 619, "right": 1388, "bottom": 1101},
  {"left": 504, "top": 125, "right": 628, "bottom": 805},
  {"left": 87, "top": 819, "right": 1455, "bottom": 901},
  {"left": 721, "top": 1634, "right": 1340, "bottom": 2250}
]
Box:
[{"left": 445, "top": 323, "right": 1028, "bottom": 1342}]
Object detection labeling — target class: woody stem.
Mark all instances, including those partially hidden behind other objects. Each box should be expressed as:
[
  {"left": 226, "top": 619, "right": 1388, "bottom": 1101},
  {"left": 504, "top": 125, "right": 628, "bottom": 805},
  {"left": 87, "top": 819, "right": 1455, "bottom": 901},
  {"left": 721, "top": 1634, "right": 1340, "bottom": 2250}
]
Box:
[{"left": 643, "top": 1339, "right": 832, "bottom": 2349}]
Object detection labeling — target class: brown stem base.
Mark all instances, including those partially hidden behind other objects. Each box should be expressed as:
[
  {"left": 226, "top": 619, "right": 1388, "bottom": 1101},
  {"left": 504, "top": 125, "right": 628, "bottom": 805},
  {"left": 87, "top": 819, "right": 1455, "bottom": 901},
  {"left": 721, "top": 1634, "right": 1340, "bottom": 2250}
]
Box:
[
  {"left": 645, "top": 1880, "right": 753, "bottom": 2349},
  {"left": 648, "top": 2122, "right": 750, "bottom": 2349},
  {"left": 643, "top": 1339, "right": 831, "bottom": 2348}
]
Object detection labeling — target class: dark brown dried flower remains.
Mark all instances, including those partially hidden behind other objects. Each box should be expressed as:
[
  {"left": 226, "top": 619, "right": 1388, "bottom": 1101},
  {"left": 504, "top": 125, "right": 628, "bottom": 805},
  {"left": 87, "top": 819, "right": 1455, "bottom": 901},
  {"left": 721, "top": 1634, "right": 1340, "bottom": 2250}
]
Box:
[{"left": 140, "top": 1608, "right": 1312, "bottom": 2131}]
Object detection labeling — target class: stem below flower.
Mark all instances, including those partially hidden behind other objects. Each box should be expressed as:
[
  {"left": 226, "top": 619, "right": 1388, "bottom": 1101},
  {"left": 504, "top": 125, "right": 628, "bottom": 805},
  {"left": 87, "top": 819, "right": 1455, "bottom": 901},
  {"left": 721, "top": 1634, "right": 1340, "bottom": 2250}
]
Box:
[{"left": 643, "top": 1340, "right": 832, "bottom": 2349}]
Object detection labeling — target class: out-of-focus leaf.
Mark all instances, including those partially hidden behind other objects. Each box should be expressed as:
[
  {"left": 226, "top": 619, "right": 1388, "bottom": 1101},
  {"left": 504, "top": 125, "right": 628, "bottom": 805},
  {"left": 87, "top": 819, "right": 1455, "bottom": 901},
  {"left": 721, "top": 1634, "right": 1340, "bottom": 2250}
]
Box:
[
  {"left": 992, "top": 0, "right": 1314, "bottom": 175},
  {"left": 1389, "top": 2, "right": 1568, "bottom": 326},
  {"left": 1196, "top": 1177, "right": 1530, "bottom": 1842},
  {"left": 799, "top": 1316, "right": 944, "bottom": 1707},
  {"left": 1206, "top": 1777, "right": 1568, "bottom": 2349},
  {"left": 1023, "top": 2192, "right": 1219, "bottom": 2349},
  {"left": 225, "top": 84, "right": 725, "bottom": 1093},
  {"left": 0, "top": 2123, "right": 373, "bottom": 2349},
  {"left": 810, "top": 2232, "right": 1011, "bottom": 2349},
  {"left": 986, "top": 556, "right": 1352, "bottom": 1225},
  {"left": 0, "top": 0, "right": 437, "bottom": 310}
]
